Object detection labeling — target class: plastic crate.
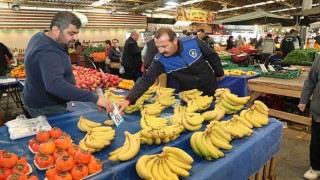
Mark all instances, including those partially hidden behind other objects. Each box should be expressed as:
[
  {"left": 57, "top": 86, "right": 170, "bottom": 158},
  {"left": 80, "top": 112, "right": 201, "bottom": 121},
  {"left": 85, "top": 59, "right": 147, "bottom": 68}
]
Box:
[{"left": 260, "top": 70, "right": 301, "bottom": 79}]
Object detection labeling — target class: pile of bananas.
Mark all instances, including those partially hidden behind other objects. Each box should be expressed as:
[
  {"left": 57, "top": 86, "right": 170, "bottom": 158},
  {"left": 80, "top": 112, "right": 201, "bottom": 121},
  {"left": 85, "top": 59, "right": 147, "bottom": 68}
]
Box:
[
  {"left": 154, "top": 87, "right": 176, "bottom": 108},
  {"left": 179, "top": 89, "right": 203, "bottom": 103},
  {"left": 245, "top": 70, "right": 256, "bottom": 76},
  {"left": 79, "top": 126, "right": 116, "bottom": 153},
  {"left": 224, "top": 69, "right": 246, "bottom": 76},
  {"left": 136, "top": 146, "right": 193, "bottom": 179},
  {"left": 221, "top": 115, "right": 253, "bottom": 138},
  {"left": 202, "top": 105, "right": 225, "bottom": 121},
  {"left": 190, "top": 121, "right": 232, "bottom": 160},
  {"left": 77, "top": 116, "right": 102, "bottom": 132},
  {"left": 240, "top": 100, "right": 269, "bottom": 128},
  {"left": 186, "top": 95, "right": 213, "bottom": 113},
  {"left": 108, "top": 131, "right": 141, "bottom": 162},
  {"left": 104, "top": 87, "right": 126, "bottom": 102},
  {"left": 171, "top": 103, "right": 204, "bottom": 131},
  {"left": 124, "top": 94, "right": 151, "bottom": 114},
  {"left": 140, "top": 102, "right": 165, "bottom": 117},
  {"left": 214, "top": 88, "right": 250, "bottom": 114},
  {"left": 139, "top": 114, "right": 184, "bottom": 145}
]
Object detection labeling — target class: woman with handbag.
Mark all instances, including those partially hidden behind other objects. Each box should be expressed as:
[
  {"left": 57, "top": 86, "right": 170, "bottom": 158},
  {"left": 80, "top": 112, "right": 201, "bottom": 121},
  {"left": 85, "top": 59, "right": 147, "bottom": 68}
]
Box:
[{"left": 108, "top": 39, "right": 123, "bottom": 76}]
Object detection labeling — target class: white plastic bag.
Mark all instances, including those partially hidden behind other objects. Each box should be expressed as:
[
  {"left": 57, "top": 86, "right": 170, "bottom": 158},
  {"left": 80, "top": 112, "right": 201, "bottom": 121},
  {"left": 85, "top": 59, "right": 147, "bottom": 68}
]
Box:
[
  {"left": 119, "top": 66, "right": 125, "bottom": 74},
  {"left": 5, "top": 115, "right": 52, "bottom": 140}
]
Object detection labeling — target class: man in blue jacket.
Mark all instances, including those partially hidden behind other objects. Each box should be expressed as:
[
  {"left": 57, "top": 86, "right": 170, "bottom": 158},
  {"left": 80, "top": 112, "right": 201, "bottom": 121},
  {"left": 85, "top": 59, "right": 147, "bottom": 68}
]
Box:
[
  {"left": 117, "top": 28, "right": 224, "bottom": 113},
  {"left": 23, "top": 11, "right": 113, "bottom": 117}
]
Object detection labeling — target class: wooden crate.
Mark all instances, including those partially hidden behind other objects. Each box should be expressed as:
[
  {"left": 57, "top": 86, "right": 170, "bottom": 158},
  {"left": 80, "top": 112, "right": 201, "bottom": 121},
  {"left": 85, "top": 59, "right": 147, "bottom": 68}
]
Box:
[{"left": 248, "top": 156, "right": 276, "bottom": 180}]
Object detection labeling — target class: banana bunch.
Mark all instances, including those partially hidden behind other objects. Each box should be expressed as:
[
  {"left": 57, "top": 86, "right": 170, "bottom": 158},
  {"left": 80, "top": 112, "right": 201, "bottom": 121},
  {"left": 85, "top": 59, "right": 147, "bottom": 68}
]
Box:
[
  {"left": 179, "top": 89, "right": 203, "bottom": 103},
  {"left": 140, "top": 114, "right": 169, "bottom": 129},
  {"left": 154, "top": 87, "right": 176, "bottom": 108},
  {"left": 239, "top": 100, "right": 269, "bottom": 128},
  {"left": 170, "top": 104, "right": 204, "bottom": 131},
  {"left": 222, "top": 115, "right": 253, "bottom": 138},
  {"left": 186, "top": 95, "right": 213, "bottom": 112},
  {"left": 202, "top": 105, "right": 225, "bottom": 121},
  {"left": 136, "top": 146, "right": 193, "bottom": 179},
  {"left": 77, "top": 116, "right": 102, "bottom": 132},
  {"left": 145, "top": 84, "right": 158, "bottom": 95},
  {"left": 139, "top": 124, "right": 184, "bottom": 145},
  {"left": 140, "top": 102, "right": 165, "bottom": 117},
  {"left": 214, "top": 88, "right": 250, "bottom": 114},
  {"left": 108, "top": 131, "right": 141, "bottom": 161},
  {"left": 79, "top": 126, "right": 116, "bottom": 153},
  {"left": 246, "top": 70, "right": 256, "bottom": 76},
  {"left": 124, "top": 95, "right": 150, "bottom": 114},
  {"left": 224, "top": 69, "right": 246, "bottom": 76},
  {"left": 104, "top": 88, "right": 126, "bottom": 102}
]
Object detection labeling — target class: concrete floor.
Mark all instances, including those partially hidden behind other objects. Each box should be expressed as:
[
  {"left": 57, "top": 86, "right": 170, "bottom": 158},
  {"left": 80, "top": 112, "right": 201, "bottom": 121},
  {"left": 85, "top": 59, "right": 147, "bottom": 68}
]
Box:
[{"left": 0, "top": 93, "right": 313, "bottom": 180}]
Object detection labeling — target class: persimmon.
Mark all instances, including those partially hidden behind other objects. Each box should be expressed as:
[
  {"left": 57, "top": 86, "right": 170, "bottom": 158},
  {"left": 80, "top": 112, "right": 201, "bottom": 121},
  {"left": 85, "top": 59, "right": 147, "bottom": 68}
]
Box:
[
  {"left": 28, "top": 138, "right": 36, "bottom": 148},
  {"left": 55, "top": 133, "right": 72, "bottom": 150},
  {"left": 45, "top": 167, "right": 58, "bottom": 180},
  {"left": 49, "top": 127, "right": 62, "bottom": 139},
  {"left": 52, "top": 149, "right": 68, "bottom": 161},
  {"left": 0, "top": 167, "right": 12, "bottom": 179},
  {"left": 36, "top": 131, "right": 50, "bottom": 142},
  {"left": 54, "top": 171, "right": 73, "bottom": 180},
  {"left": 0, "top": 151, "right": 18, "bottom": 168},
  {"left": 12, "top": 163, "right": 30, "bottom": 175},
  {"left": 67, "top": 143, "right": 79, "bottom": 158},
  {"left": 27, "top": 175, "right": 38, "bottom": 180},
  {"left": 71, "top": 164, "right": 89, "bottom": 180},
  {"left": 17, "top": 157, "right": 28, "bottom": 165},
  {"left": 36, "top": 154, "right": 54, "bottom": 169},
  {"left": 31, "top": 141, "right": 41, "bottom": 153},
  {"left": 39, "top": 140, "right": 56, "bottom": 155},
  {"left": 75, "top": 149, "right": 91, "bottom": 165},
  {"left": 87, "top": 156, "right": 103, "bottom": 174},
  {"left": 34, "top": 153, "right": 43, "bottom": 163},
  {"left": 6, "top": 172, "right": 28, "bottom": 180},
  {"left": 55, "top": 155, "right": 75, "bottom": 172}
]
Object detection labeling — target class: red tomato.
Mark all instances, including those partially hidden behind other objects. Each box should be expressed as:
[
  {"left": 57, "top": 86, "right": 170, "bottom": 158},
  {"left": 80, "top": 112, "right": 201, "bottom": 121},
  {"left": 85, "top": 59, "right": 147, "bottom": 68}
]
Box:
[
  {"left": 6, "top": 172, "right": 28, "bottom": 180},
  {"left": 87, "top": 156, "right": 103, "bottom": 174},
  {"left": 0, "top": 151, "right": 18, "bottom": 168},
  {"left": 39, "top": 140, "right": 56, "bottom": 155},
  {"left": 12, "top": 163, "right": 30, "bottom": 175},
  {"left": 71, "top": 164, "right": 89, "bottom": 180},
  {"left": 49, "top": 127, "right": 62, "bottom": 139},
  {"left": 55, "top": 134, "right": 72, "bottom": 150},
  {"left": 75, "top": 149, "right": 91, "bottom": 165},
  {"left": 55, "top": 155, "right": 75, "bottom": 172},
  {"left": 0, "top": 167, "right": 12, "bottom": 179},
  {"left": 54, "top": 171, "right": 73, "bottom": 180},
  {"left": 52, "top": 149, "right": 68, "bottom": 161},
  {"left": 17, "top": 157, "right": 28, "bottom": 165},
  {"left": 36, "top": 130, "right": 50, "bottom": 142},
  {"left": 67, "top": 143, "right": 79, "bottom": 158},
  {"left": 45, "top": 167, "right": 58, "bottom": 180},
  {"left": 36, "top": 154, "right": 54, "bottom": 169}
]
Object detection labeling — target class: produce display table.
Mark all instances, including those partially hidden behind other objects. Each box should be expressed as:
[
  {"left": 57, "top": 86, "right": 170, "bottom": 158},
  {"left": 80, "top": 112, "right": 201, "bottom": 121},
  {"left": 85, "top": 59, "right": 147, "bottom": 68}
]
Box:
[
  {"left": 0, "top": 101, "right": 282, "bottom": 180},
  {"left": 247, "top": 71, "right": 311, "bottom": 126}
]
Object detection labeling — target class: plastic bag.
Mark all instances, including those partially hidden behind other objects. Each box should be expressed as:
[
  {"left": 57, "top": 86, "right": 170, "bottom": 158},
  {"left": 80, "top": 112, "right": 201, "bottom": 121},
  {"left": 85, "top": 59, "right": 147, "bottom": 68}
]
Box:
[
  {"left": 119, "top": 66, "right": 125, "bottom": 74},
  {"left": 5, "top": 115, "right": 52, "bottom": 140}
]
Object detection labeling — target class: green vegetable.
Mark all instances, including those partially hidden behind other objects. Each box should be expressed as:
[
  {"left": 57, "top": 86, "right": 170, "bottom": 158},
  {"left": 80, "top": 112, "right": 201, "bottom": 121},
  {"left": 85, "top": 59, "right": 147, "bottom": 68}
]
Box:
[{"left": 282, "top": 49, "right": 319, "bottom": 65}]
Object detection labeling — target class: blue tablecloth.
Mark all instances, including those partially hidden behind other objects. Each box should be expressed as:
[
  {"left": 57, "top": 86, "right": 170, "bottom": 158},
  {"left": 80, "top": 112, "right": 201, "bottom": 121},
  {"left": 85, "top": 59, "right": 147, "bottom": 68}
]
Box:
[
  {"left": 167, "top": 74, "right": 260, "bottom": 97},
  {"left": 0, "top": 101, "right": 282, "bottom": 180}
]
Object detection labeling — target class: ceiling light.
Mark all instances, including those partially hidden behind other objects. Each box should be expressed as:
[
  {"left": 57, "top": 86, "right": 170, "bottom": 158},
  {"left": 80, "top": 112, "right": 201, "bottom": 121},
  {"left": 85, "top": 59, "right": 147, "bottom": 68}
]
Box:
[
  {"left": 165, "top": 1, "right": 180, "bottom": 6},
  {"left": 174, "top": 21, "right": 192, "bottom": 26}
]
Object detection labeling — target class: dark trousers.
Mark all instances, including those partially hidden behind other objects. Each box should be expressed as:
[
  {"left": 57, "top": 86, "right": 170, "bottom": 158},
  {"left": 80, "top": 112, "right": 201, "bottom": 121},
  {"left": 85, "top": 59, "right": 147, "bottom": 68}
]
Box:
[
  {"left": 310, "top": 117, "right": 320, "bottom": 170},
  {"left": 0, "top": 66, "right": 6, "bottom": 76},
  {"left": 261, "top": 53, "right": 271, "bottom": 65},
  {"left": 124, "top": 67, "right": 142, "bottom": 81}
]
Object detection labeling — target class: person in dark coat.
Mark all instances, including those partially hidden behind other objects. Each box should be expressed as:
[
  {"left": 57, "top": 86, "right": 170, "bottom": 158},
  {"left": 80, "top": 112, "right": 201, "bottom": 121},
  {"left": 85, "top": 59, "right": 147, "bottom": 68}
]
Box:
[
  {"left": 0, "top": 42, "right": 12, "bottom": 76},
  {"left": 226, "top": 36, "right": 234, "bottom": 50},
  {"left": 108, "top": 38, "right": 123, "bottom": 76},
  {"left": 121, "top": 31, "right": 142, "bottom": 81}
]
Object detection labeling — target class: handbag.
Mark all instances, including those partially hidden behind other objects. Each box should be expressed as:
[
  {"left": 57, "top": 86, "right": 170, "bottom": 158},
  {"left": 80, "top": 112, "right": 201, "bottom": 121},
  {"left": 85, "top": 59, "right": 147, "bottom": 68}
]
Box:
[{"left": 110, "top": 62, "right": 121, "bottom": 69}]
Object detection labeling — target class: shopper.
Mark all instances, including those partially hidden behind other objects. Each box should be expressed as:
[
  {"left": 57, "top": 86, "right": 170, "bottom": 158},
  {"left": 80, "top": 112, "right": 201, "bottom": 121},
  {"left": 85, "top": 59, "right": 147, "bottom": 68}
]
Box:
[
  {"left": 236, "top": 35, "right": 245, "bottom": 47},
  {"left": 197, "top": 29, "right": 215, "bottom": 48},
  {"left": 261, "top": 34, "right": 275, "bottom": 65},
  {"left": 179, "top": 30, "right": 189, "bottom": 38},
  {"left": 0, "top": 42, "right": 12, "bottom": 76},
  {"left": 104, "top": 40, "right": 112, "bottom": 73},
  {"left": 280, "top": 29, "right": 299, "bottom": 58},
  {"left": 117, "top": 28, "right": 224, "bottom": 113},
  {"left": 122, "top": 31, "right": 142, "bottom": 81},
  {"left": 315, "top": 32, "right": 320, "bottom": 45},
  {"left": 226, "top": 36, "right": 234, "bottom": 50},
  {"left": 108, "top": 38, "right": 122, "bottom": 76},
  {"left": 299, "top": 58, "right": 320, "bottom": 180},
  {"left": 22, "top": 11, "right": 113, "bottom": 117}
]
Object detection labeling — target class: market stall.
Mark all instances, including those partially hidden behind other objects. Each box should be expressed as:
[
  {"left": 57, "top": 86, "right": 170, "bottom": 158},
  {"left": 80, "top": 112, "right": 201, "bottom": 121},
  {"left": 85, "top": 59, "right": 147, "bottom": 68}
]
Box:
[
  {"left": 247, "top": 71, "right": 311, "bottom": 126},
  {"left": 0, "top": 101, "right": 282, "bottom": 179}
]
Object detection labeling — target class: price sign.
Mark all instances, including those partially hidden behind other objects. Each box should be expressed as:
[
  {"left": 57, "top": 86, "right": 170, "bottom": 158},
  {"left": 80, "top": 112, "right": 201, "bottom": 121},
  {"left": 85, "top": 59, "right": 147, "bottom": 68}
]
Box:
[
  {"left": 268, "top": 65, "right": 276, "bottom": 72},
  {"left": 259, "top": 64, "right": 268, "bottom": 73},
  {"left": 109, "top": 102, "right": 124, "bottom": 127}
]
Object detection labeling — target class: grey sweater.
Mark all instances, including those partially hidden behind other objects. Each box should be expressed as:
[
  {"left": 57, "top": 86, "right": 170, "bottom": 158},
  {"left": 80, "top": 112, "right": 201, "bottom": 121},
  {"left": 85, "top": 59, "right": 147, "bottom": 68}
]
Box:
[{"left": 300, "top": 58, "right": 320, "bottom": 122}]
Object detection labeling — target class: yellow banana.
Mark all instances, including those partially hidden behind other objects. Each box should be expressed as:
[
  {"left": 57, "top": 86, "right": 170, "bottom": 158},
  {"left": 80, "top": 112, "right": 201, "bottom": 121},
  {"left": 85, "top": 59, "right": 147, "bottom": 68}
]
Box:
[
  {"left": 161, "top": 157, "right": 179, "bottom": 180},
  {"left": 211, "top": 126, "right": 232, "bottom": 142},
  {"left": 78, "top": 118, "right": 92, "bottom": 132},
  {"left": 84, "top": 135, "right": 104, "bottom": 149},
  {"left": 224, "top": 90, "right": 250, "bottom": 105},
  {"left": 186, "top": 113, "right": 204, "bottom": 126},
  {"left": 157, "top": 158, "right": 173, "bottom": 180},
  {"left": 145, "top": 156, "right": 158, "bottom": 179},
  {"left": 234, "top": 114, "right": 253, "bottom": 128},
  {"left": 79, "top": 139, "right": 96, "bottom": 153},
  {"left": 182, "top": 114, "right": 202, "bottom": 131},
  {"left": 195, "top": 132, "right": 210, "bottom": 157},
  {"left": 88, "top": 135, "right": 111, "bottom": 146},
  {"left": 220, "top": 99, "right": 244, "bottom": 112},
  {"left": 166, "top": 155, "right": 192, "bottom": 170},
  {"left": 162, "top": 146, "right": 193, "bottom": 164},
  {"left": 80, "top": 116, "right": 102, "bottom": 128},
  {"left": 254, "top": 100, "right": 269, "bottom": 112},
  {"left": 151, "top": 158, "right": 162, "bottom": 180},
  {"left": 221, "top": 93, "right": 241, "bottom": 106},
  {"left": 182, "top": 89, "right": 199, "bottom": 95},
  {"left": 202, "top": 133, "right": 219, "bottom": 159},
  {"left": 244, "top": 110, "right": 262, "bottom": 128},
  {"left": 212, "top": 107, "right": 226, "bottom": 121},
  {"left": 164, "top": 156, "right": 190, "bottom": 177},
  {"left": 251, "top": 110, "right": 269, "bottom": 125},
  {"left": 190, "top": 133, "right": 203, "bottom": 157},
  {"left": 210, "top": 131, "right": 233, "bottom": 150},
  {"left": 235, "top": 121, "right": 253, "bottom": 135},
  {"left": 77, "top": 118, "right": 87, "bottom": 132},
  {"left": 209, "top": 121, "right": 229, "bottom": 135},
  {"left": 205, "top": 133, "right": 224, "bottom": 158},
  {"left": 202, "top": 109, "right": 219, "bottom": 121},
  {"left": 90, "top": 126, "right": 113, "bottom": 132},
  {"left": 136, "top": 155, "right": 157, "bottom": 180}
]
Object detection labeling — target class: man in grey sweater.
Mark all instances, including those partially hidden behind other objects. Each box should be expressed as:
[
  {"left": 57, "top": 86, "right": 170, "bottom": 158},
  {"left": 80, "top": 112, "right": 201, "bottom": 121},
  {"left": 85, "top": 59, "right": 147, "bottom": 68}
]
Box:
[{"left": 299, "top": 59, "right": 320, "bottom": 180}]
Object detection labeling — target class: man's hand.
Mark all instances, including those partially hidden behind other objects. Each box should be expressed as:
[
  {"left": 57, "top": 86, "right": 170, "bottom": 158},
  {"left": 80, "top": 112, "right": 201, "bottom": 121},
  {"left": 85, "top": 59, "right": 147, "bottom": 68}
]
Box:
[
  {"left": 216, "top": 75, "right": 225, "bottom": 81},
  {"left": 117, "top": 100, "right": 130, "bottom": 114},
  {"left": 96, "top": 96, "right": 114, "bottom": 114},
  {"left": 298, "top": 104, "right": 306, "bottom": 112}
]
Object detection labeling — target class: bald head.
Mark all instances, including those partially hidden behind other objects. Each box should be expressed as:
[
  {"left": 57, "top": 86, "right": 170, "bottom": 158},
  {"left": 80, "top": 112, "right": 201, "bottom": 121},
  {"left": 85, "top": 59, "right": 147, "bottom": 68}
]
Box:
[{"left": 131, "top": 31, "right": 139, "bottom": 41}]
